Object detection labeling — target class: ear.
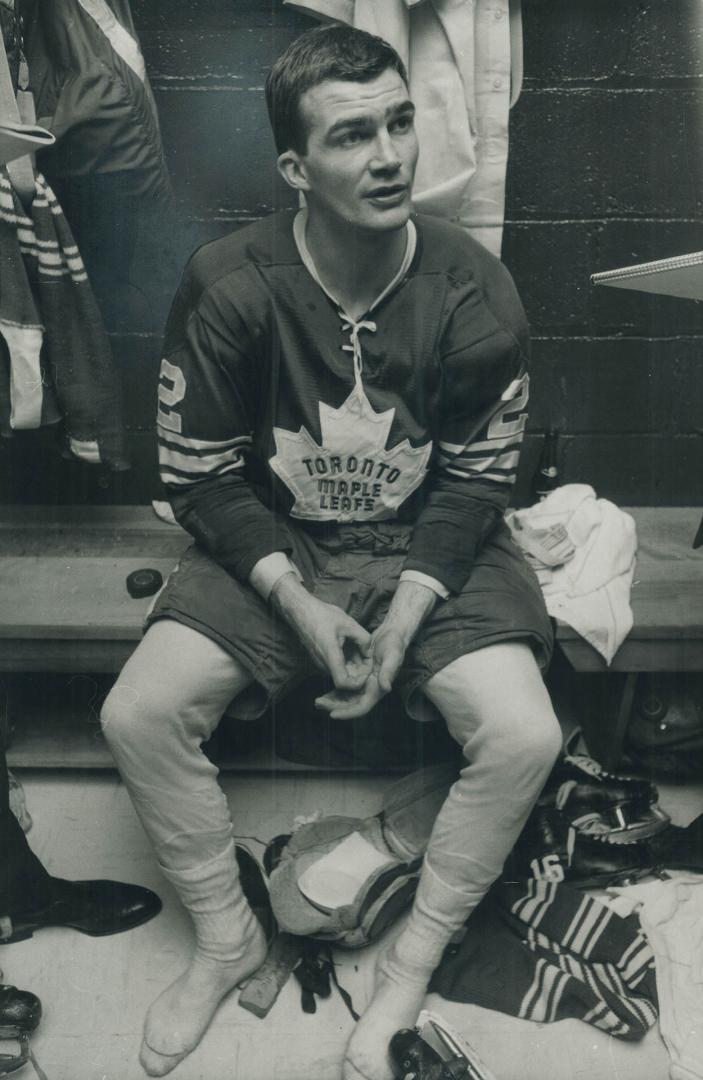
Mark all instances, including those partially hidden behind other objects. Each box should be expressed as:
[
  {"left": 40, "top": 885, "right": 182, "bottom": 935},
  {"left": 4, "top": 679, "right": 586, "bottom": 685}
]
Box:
[{"left": 277, "top": 150, "right": 310, "bottom": 193}]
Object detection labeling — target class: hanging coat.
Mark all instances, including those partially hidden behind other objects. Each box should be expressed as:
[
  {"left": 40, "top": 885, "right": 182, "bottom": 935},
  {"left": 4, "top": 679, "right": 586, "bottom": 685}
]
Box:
[
  {"left": 24, "top": 0, "right": 171, "bottom": 202},
  {"left": 0, "top": 1, "right": 128, "bottom": 469},
  {"left": 0, "top": 168, "right": 129, "bottom": 470}
]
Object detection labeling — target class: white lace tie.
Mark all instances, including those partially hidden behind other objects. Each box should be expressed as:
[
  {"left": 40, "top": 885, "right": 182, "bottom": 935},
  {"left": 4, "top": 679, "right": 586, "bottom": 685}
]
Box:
[{"left": 341, "top": 317, "right": 377, "bottom": 391}]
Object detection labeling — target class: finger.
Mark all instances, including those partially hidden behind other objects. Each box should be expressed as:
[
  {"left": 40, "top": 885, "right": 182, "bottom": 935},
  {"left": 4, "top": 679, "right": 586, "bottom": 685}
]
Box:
[
  {"left": 377, "top": 643, "right": 404, "bottom": 693},
  {"left": 341, "top": 621, "right": 372, "bottom": 652},
  {"left": 328, "top": 675, "right": 385, "bottom": 719},
  {"left": 329, "top": 703, "right": 366, "bottom": 719},
  {"left": 332, "top": 669, "right": 364, "bottom": 691},
  {"left": 316, "top": 686, "right": 371, "bottom": 716},
  {"left": 326, "top": 643, "right": 356, "bottom": 689},
  {"left": 331, "top": 657, "right": 372, "bottom": 691},
  {"left": 345, "top": 671, "right": 370, "bottom": 691},
  {"left": 328, "top": 689, "right": 376, "bottom": 720},
  {"left": 349, "top": 653, "right": 374, "bottom": 675},
  {"left": 345, "top": 654, "right": 373, "bottom": 689},
  {"left": 315, "top": 691, "right": 345, "bottom": 713}
]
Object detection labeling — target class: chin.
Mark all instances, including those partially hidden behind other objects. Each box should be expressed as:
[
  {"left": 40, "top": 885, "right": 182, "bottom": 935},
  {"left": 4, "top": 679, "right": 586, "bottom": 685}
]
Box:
[{"left": 362, "top": 203, "right": 412, "bottom": 233}]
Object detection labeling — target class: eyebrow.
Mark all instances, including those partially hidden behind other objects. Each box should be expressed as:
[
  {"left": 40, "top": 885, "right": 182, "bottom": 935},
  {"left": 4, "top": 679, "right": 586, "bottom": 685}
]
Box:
[{"left": 326, "top": 100, "right": 415, "bottom": 139}]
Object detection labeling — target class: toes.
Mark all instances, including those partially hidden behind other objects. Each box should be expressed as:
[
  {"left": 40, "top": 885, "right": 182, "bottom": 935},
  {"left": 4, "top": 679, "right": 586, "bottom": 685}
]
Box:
[
  {"left": 141, "top": 1010, "right": 195, "bottom": 1072},
  {"left": 139, "top": 1041, "right": 188, "bottom": 1077},
  {"left": 142, "top": 1003, "right": 193, "bottom": 1058}
]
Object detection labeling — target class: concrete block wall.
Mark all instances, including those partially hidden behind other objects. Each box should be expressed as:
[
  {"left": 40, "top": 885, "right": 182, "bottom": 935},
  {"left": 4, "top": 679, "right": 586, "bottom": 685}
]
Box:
[
  {"left": 2, "top": 0, "right": 702, "bottom": 505},
  {"left": 507, "top": 0, "right": 703, "bottom": 503}
]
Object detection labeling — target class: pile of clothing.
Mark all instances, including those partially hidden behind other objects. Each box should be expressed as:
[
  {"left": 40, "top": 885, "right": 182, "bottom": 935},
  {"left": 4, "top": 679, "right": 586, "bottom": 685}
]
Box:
[{"left": 244, "top": 741, "right": 703, "bottom": 1079}]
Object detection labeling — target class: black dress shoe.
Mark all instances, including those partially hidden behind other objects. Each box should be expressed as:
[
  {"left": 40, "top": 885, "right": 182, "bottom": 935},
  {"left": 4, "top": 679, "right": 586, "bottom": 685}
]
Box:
[
  {"left": 0, "top": 877, "right": 162, "bottom": 945},
  {"left": 0, "top": 985, "right": 41, "bottom": 1038}
]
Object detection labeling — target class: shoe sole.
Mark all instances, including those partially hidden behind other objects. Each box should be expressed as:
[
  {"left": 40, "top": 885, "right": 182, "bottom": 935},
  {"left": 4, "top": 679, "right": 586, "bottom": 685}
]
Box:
[{"left": 0, "top": 904, "right": 161, "bottom": 946}]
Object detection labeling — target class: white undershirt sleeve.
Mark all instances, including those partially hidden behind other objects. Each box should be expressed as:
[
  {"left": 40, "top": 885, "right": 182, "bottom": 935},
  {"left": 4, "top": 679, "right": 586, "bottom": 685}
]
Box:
[
  {"left": 249, "top": 551, "right": 303, "bottom": 602},
  {"left": 399, "top": 570, "right": 450, "bottom": 600}
]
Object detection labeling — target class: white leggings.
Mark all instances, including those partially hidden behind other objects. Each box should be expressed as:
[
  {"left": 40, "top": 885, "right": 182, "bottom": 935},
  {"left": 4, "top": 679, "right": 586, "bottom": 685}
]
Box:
[{"left": 101, "top": 619, "right": 561, "bottom": 976}]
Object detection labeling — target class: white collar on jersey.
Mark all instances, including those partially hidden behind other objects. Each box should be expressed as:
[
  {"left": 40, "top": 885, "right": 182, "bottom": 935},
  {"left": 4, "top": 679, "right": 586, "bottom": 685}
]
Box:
[
  {"left": 293, "top": 207, "right": 417, "bottom": 316},
  {"left": 293, "top": 207, "right": 417, "bottom": 389}
]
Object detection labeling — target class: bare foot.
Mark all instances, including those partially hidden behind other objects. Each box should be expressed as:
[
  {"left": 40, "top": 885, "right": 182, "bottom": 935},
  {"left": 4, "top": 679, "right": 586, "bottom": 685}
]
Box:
[
  {"left": 342, "top": 970, "right": 426, "bottom": 1080},
  {"left": 139, "top": 924, "right": 267, "bottom": 1076}
]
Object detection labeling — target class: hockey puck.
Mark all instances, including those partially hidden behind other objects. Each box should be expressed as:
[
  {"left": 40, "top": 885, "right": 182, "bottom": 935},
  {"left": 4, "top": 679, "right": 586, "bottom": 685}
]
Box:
[{"left": 126, "top": 568, "right": 163, "bottom": 599}]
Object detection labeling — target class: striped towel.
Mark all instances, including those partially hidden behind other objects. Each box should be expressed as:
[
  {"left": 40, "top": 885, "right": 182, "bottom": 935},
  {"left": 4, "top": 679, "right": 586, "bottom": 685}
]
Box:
[
  {"left": 0, "top": 169, "right": 128, "bottom": 469},
  {"left": 430, "top": 878, "right": 658, "bottom": 1040}
]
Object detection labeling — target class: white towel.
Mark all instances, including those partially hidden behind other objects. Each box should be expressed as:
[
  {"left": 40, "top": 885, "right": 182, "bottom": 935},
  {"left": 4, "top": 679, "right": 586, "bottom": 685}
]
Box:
[
  {"left": 608, "top": 877, "right": 703, "bottom": 1080},
  {"left": 507, "top": 484, "right": 637, "bottom": 665}
]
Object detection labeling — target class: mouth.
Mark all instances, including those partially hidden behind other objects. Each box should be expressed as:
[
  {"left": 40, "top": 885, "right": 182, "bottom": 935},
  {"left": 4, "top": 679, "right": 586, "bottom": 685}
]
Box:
[{"left": 365, "top": 183, "right": 409, "bottom": 206}]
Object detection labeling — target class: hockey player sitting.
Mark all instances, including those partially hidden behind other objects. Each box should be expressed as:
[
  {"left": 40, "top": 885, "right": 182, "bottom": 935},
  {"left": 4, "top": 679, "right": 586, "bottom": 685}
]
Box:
[{"left": 100, "top": 25, "right": 562, "bottom": 1080}]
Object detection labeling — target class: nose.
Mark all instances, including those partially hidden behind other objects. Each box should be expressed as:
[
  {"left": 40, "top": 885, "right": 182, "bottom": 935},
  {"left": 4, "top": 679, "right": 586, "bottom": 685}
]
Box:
[{"left": 370, "top": 128, "right": 402, "bottom": 173}]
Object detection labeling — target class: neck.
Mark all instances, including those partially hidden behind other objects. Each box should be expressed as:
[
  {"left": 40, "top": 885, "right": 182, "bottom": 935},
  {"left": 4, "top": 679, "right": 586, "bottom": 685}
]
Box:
[{"left": 304, "top": 206, "right": 408, "bottom": 320}]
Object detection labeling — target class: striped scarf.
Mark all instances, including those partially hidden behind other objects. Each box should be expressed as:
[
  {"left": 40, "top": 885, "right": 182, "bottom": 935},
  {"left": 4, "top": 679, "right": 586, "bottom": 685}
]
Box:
[
  {"left": 430, "top": 879, "right": 658, "bottom": 1040},
  {"left": 0, "top": 169, "right": 128, "bottom": 469}
]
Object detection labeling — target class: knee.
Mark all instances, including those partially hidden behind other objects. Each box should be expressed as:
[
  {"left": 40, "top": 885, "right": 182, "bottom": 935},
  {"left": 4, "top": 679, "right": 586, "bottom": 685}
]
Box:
[
  {"left": 504, "top": 708, "right": 563, "bottom": 776},
  {"left": 100, "top": 682, "right": 139, "bottom": 750},
  {"left": 454, "top": 702, "right": 562, "bottom": 778},
  {"left": 100, "top": 679, "right": 174, "bottom": 754}
]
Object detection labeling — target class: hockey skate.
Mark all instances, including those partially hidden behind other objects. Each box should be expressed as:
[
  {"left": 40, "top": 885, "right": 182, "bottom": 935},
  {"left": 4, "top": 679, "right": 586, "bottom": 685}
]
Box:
[
  {"left": 0, "top": 980, "right": 41, "bottom": 1077},
  {"left": 390, "top": 1011, "right": 498, "bottom": 1080},
  {"left": 538, "top": 731, "right": 669, "bottom": 843},
  {"left": 506, "top": 805, "right": 657, "bottom": 888}
]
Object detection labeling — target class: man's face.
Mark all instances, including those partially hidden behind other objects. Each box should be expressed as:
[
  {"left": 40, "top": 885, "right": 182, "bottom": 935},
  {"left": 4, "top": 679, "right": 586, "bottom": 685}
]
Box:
[{"left": 288, "top": 68, "right": 419, "bottom": 233}]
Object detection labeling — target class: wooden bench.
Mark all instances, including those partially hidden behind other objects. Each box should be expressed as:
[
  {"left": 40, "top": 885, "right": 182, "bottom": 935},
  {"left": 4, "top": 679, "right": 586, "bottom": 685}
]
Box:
[
  {"left": 0, "top": 506, "right": 190, "bottom": 675},
  {"left": 555, "top": 507, "right": 703, "bottom": 767},
  {"left": 2, "top": 505, "right": 702, "bottom": 768}
]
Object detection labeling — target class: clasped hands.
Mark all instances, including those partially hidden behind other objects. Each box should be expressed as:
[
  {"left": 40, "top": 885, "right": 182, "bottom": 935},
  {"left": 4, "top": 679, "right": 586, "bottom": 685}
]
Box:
[
  {"left": 313, "top": 618, "right": 407, "bottom": 720},
  {"left": 272, "top": 573, "right": 436, "bottom": 720}
]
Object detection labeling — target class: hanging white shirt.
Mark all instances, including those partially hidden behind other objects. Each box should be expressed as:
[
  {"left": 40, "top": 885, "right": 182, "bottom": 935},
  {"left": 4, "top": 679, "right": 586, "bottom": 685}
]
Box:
[{"left": 283, "top": 0, "right": 523, "bottom": 257}]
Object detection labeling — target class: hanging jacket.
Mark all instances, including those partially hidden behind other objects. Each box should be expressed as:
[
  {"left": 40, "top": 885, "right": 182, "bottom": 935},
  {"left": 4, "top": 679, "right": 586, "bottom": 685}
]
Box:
[
  {"left": 20, "top": 0, "right": 182, "bottom": 338},
  {"left": 24, "top": 0, "right": 171, "bottom": 202},
  {"left": 0, "top": 169, "right": 129, "bottom": 469},
  {"left": 0, "top": 1, "right": 20, "bottom": 88},
  {"left": 0, "top": 2, "right": 128, "bottom": 469}
]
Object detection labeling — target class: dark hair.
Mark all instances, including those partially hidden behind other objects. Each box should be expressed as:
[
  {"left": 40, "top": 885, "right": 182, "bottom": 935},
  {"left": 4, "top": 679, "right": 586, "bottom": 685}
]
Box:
[{"left": 265, "top": 24, "right": 408, "bottom": 155}]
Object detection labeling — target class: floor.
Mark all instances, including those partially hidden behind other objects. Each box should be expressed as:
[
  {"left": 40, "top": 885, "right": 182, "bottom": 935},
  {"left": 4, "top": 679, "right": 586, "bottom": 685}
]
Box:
[{"left": 3, "top": 765, "right": 702, "bottom": 1080}]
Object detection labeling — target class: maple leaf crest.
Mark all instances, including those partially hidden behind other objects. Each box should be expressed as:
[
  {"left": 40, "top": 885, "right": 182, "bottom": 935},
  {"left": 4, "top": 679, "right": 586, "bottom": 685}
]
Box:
[{"left": 269, "top": 383, "right": 431, "bottom": 521}]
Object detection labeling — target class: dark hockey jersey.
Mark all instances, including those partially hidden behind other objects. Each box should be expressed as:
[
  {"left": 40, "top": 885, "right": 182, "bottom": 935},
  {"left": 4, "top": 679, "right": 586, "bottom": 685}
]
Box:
[{"left": 157, "top": 210, "right": 529, "bottom": 594}]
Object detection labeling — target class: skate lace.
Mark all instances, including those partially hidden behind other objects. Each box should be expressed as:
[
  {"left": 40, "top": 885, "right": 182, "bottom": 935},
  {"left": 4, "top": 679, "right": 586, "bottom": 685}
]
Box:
[
  {"left": 0, "top": 1036, "right": 49, "bottom": 1080},
  {"left": 571, "top": 812, "right": 613, "bottom": 837},
  {"left": 563, "top": 753, "right": 606, "bottom": 780},
  {"left": 555, "top": 779, "right": 578, "bottom": 810},
  {"left": 28, "top": 1047, "right": 49, "bottom": 1080},
  {"left": 566, "top": 825, "right": 576, "bottom": 865}
]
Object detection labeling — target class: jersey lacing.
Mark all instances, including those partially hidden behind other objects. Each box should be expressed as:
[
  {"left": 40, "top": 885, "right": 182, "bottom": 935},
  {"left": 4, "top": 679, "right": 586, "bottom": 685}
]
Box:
[
  {"left": 341, "top": 317, "right": 377, "bottom": 391},
  {"left": 292, "top": 207, "right": 417, "bottom": 395}
]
